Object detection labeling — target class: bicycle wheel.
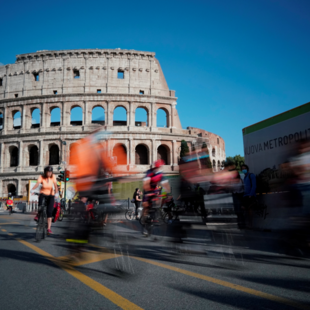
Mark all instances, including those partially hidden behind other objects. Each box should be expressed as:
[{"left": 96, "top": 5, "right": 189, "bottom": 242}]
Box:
[
  {"left": 125, "top": 210, "right": 135, "bottom": 221},
  {"left": 58, "top": 208, "right": 64, "bottom": 221},
  {"left": 36, "top": 213, "right": 44, "bottom": 242}
]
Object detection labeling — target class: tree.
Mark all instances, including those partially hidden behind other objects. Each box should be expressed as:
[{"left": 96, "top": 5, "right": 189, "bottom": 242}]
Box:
[
  {"left": 223, "top": 155, "right": 244, "bottom": 171},
  {"left": 233, "top": 155, "right": 245, "bottom": 171},
  {"left": 180, "top": 140, "right": 189, "bottom": 158}
]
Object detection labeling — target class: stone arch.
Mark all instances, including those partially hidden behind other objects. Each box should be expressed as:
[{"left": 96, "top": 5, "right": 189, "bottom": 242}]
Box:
[
  {"left": 9, "top": 146, "right": 19, "bottom": 167},
  {"left": 70, "top": 105, "right": 83, "bottom": 126},
  {"left": 7, "top": 184, "right": 16, "bottom": 196},
  {"left": 156, "top": 108, "right": 169, "bottom": 128},
  {"left": 50, "top": 107, "right": 61, "bottom": 126},
  {"left": 92, "top": 106, "right": 105, "bottom": 125},
  {"left": 217, "top": 160, "right": 221, "bottom": 170},
  {"left": 49, "top": 144, "right": 60, "bottom": 165},
  {"left": 113, "top": 143, "right": 127, "bottom": 165},
  {"left": 135, "top": 144, "right": 149, "bottom": 165},
  {"left": 31, "top": 108, "right": 41, "bottom": 128},
  {"left": 212, "top": 159, "right": 216, "bottom": 170},
  {"left": 212, "top": 148, "right": 216, "bottom": 157},
  {"left": 29, "top": 145, "right": 39, "bottom": 166},
  {"left": 13, "top": 110, "right": 21, "bottom": 129},
  {"left": 113, "top": 106, "right": 127, "bottom": 126},
  {"left": 157, "top": 145, "right": 170, "bottom": 165},
  {"left": 135, "top": 107, "right": 148, "bottom": 127}
]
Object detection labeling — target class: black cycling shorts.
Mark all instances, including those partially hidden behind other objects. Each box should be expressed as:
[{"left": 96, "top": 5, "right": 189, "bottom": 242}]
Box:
[{"left": 39, "top": 194, "right": 55, "bottom": 218}]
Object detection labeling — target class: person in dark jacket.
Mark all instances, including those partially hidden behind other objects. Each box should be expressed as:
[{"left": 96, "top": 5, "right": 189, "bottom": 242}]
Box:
[
  {"left": 133, "top": 188, "right": 142, "bottom": 218},
  {"left": 241, "top": 164, "right": 256, "bottom": 228}
]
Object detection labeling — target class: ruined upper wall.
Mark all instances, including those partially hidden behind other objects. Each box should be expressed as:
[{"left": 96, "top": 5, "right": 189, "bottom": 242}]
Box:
[{"left": 0, "top": 49, "right": 175, "bottom": 99}]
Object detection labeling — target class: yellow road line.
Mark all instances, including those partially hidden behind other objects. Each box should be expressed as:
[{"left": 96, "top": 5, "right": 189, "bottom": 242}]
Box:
[
  {"left": 57, "top": 252, "right": 120, "bottom": 266},
  {"left": 18, "top": 240, "right": 143, "bottom": 310},
  {"left": 1, "top": 229, "right": 7, "bottom": 232},
  {"left": 132, "top": 257, "right": 310, "bottom": 310},
  {"left": 0, "top": 222, "right": 20, "bottom": 225},
  {"left": 72, "top": 252, "right": 120, "bottom": 266},
  {"left": 7, "top": 233, "right": 14, "bottom": 236}
]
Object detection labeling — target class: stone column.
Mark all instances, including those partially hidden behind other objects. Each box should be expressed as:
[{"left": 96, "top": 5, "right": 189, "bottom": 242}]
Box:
[
  {"left": 2, "top": 106, "right": 6, "bottom": 135},
  {"left": 151, "top": 139, "right": 156, "bottom": 165},
  {"left": 41, "top": 102, "right": 46, "bottom": 131},
  {"left": 21, "top": 105, "right": 27, "bottom": 132},
  {"left": 5, "top": 65, "right": 10, "bottom": 98},
  {"left": 39, "top": 140, "right": 44, "bottom": 167},
  {"left": 106, "top": 101, "right": 113, "bottom": 126},
  {"left": 0, "top": 142, "right": 3, "bottom": 173},
  {"left": 172, "top": 140, "right": 178, "bottom": 167},
  {"left": 83, "top": 101, "right": 89, "bottom": 126},
  {"left": 171, "top": 103, "right": 176, "bottom": 128},
  {"left": 150, "top": 103, "right": 154, "bottom": 129},
  {"left": 22, "top": 61, "right": 26, "bottom": 96},
  {"left": 84, "top": 57, "right": 88, "bottom": 93},
  {"left": 104, "top": 101, "right": 109, "bottom": 126},
  {"left": 129, "top": 138, "right": 133, "bottom": 165},
  {"left": 61, "top": 101, "right": 68, "bottom": 128},
  {"left": 18, "top": 141, "right": 23, "bottom": 170},
  {"left": 128, "top": 101, "right": 134, "bottom": 127}
]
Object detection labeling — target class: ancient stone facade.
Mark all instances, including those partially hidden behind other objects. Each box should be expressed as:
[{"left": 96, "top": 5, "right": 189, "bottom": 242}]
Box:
[{"left": 0, "top": 49, "right": 225, "bottom": 197}]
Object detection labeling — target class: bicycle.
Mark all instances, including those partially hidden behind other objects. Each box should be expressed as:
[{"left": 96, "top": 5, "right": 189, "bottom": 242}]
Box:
[
  {"left": 35, "top": 194, "right": 48, "bottom": 242},
  {"left": 139, "top": 194, "right": 166, "bottom": 241},
  {"left": 125, "top": 208, "right": 136, "bottom": 221}
]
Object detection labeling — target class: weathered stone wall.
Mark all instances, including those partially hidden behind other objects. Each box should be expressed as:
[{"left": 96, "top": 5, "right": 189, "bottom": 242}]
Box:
[
  {"left": 0, "top": 49, "right": 226, "bottom": 198},
  {"left": 0, "top": 49, "right": 173, "bottom": 99}
]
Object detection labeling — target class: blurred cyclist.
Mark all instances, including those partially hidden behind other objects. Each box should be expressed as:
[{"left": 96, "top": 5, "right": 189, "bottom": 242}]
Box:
[{"left": 31, "top": 166, "right": 59, "bottom": 235}]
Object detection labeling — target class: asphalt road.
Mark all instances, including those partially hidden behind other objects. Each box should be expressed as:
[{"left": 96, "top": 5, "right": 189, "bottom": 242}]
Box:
[{"left": 0, "top": 210, "right": 310, "bottom": 310}]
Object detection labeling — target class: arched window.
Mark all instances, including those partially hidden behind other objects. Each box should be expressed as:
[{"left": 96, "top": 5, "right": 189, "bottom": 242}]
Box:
[
  {"left": 7, "top": 184, "right": 16, "bottom": 196},
  {"left": 113, "top": 144, "right": 127, "bottom": 165},
  {"left": 29, "top": 145, "right": 39, "bottom": 166},
  {"left": 13, "top": 111, "right": 21, "bottom": 129},
  {"left": 135, "top": 144, "right": 148, "bottom": 165},
  {"left": 157, "top": 108, "right": 168, "bottom": 127},
  {"left": 0, "top": 112, "right": 3, "bottom": 130},
  {"left": 92, "top": 106, "right": 105, "bottom": 125},
  {"left": 135, "top": 107, "right": 148, "bottom": 127},
  {"left": 212, "top": 148, "right": 216, "bottom": 157},
  {"left": 51, "top": 107, "right": 61, "bottom": 126},
  {"left": 113, "top": 106, "right": 127, "bottom": 126},
  {"left": 49, "top": 145, "right": 59, "bottom": 165},
  {"left": 71, "top": 106, "right": 83, "bottom": 126},
  {"left": 217, "top": 160, "right": 221, "bottom": 169},
  {"left": 10, "top": 146, "right": 18, "bottom": 167},
  {"left": 157, "top": 145, "right": 169, "bottom": 165},
  {"left": 212, "top": 160, "right": 216, "bottom": 169},
  {"left": 31, "top": 108, "right": 41, "bottom": 128}
]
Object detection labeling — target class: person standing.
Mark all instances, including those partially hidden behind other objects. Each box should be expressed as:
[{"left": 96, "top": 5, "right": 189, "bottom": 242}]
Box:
[
  {"left": 31, "top": 166, "right": 59, "bottom": 235},
  {"left": 241, "top": 164, "right": 256, "bottom": 228},
  {"left": 133, "top": 188, "right": 142, "bottom": 219}
]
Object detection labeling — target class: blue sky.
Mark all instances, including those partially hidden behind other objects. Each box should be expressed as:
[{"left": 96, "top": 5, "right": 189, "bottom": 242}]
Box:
[{"left": 2, "top": 0, "right": 310, "bottom": 156}]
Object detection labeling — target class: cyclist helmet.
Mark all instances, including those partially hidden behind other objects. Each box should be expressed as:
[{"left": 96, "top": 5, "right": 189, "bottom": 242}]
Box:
[
  {"left": 154, "top": 159, "right": 164, "bottom": 168},
  {"left": 44, "top": 166, "right": 53, "bottom": 173}
]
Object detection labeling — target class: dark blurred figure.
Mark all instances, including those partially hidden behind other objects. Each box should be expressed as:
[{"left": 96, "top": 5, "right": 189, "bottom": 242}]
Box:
[
  {"left": 133, "top": 188, "right": 142, "bottom": 219},
  {"left": 194, "top": 183, "right": 207, "bottom": 222},
  {"left": 290, "top": 139, "right": 310, "bottom": 212},
  {"left": 241, "top": 164, "right": 256, "bottom": 228}
]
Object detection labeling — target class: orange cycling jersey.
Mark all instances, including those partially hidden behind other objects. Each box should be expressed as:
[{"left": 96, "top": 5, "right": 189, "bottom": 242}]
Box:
[{"left": 69, "top": 130, "right": 126, "bottom": 192}]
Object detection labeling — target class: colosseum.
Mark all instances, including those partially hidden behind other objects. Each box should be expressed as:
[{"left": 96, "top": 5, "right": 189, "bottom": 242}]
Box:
[{"left": 0, "top": 49, "right": 225, "bottom": 197}]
